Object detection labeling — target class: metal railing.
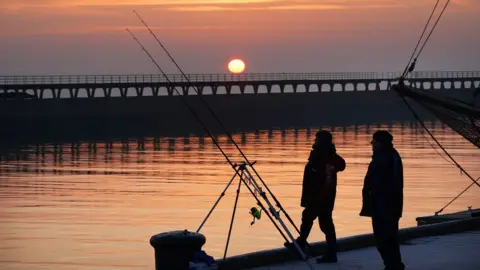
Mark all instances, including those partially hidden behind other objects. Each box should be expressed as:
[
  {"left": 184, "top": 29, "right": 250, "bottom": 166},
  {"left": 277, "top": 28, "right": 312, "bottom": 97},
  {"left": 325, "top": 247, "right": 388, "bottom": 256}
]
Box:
[{"left": 1, "top": 71, "right": 479, "bottom": 85}]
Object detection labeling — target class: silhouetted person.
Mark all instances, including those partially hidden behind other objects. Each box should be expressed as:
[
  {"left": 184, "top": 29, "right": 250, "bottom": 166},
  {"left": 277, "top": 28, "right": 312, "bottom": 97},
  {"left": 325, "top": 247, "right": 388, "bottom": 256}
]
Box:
[
  {"left": 360, "top": 130, "right": 405, "bottom": 270},
  {"left": 290, "top": 130, "right": 346, "bottom": 263}
]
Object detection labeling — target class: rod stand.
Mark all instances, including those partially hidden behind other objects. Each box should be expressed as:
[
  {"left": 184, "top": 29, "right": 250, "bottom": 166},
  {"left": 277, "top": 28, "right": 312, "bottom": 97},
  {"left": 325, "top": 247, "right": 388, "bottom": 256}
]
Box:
[{"left": 197, "top": 161, "right": 314, "bottom": 269}]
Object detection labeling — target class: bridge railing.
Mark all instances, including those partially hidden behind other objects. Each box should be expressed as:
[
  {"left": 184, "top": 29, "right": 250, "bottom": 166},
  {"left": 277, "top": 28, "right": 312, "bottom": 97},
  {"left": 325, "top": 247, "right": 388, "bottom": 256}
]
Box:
[{"left": 1, "top": 71, "right": 479, "bottom": 85}]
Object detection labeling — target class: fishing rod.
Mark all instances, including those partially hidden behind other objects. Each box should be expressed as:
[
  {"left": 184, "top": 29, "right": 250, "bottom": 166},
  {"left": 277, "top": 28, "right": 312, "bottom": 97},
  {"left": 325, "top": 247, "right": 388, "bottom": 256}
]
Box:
[
  {"left": 131, "top": 10, "right": 303, "bottom": 237},
  {"left": 125, "top": 28, "right": 233, "bottom": 167},
  {"left": 126, "top": 27, "right": 314, "bottom": 268}
]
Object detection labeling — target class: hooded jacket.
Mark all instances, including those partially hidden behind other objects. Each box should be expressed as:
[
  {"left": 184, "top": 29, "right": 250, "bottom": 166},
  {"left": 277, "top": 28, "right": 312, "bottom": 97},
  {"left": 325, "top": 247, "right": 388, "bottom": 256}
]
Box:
[
  {"left": 360, "top": 146, "right": 404, "bottom": 219},
  {"left": 301, "top": 143, "right": 346, "bottom": 209}
]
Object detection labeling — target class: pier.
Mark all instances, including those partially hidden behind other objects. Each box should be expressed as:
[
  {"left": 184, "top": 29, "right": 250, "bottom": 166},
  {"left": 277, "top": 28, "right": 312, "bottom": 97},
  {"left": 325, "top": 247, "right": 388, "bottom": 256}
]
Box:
[{"left": 1, "top": 70, "right": 479, "bottom": 99}]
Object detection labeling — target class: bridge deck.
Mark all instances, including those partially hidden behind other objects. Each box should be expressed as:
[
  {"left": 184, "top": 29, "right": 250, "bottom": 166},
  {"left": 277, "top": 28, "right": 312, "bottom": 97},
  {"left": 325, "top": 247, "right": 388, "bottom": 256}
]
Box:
[
  {"left": 1, "top": 71, "right": 479, "bottom": 99},
  {"left": 1, "top": 70, "right": 480, "bottom": 85}
]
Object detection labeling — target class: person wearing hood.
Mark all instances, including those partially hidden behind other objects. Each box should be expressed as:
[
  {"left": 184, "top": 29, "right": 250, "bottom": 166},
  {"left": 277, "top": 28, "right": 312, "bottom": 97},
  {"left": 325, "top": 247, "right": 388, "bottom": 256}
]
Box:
[
  {"left": 292, "top": 130, "right": 346, "bottom": 263},
  {"left": 360, "top": 130, "right": 405, "bottom": 270}
]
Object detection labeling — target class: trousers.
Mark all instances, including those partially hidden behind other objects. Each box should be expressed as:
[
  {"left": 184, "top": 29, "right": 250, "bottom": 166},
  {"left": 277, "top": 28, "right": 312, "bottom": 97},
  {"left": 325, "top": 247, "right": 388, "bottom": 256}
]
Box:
[
  {"left": 372, "top": 216, "right": 405, "bottom": 270},
  {"left": 299, "top": 206, "right": 337, "bottom": 255}
]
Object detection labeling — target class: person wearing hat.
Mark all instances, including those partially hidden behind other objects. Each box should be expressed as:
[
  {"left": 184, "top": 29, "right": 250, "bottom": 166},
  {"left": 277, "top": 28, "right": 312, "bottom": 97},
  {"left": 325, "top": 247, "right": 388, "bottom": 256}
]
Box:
[
  {"left": 360, "top": 130, "right": 405, "bottom": 270},
  {"left": 289, "top": 130, "right": 346, "bottom": 263}
]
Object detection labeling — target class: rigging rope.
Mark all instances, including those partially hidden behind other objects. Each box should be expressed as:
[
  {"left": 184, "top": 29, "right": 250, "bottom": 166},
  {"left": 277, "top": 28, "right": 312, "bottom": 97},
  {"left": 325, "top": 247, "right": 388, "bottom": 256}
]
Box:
[
  {"left": 436, "top": 177, "right": 479, "bottom": 215},
  {"left": 414, "top": 0, "right": 451, "bottom": 62},
  {"left": 394, "top": 0, "right": 479, "bottom": 214},
  {"left": 401, "top": 0, "right": 451, "bottom": 78},
  {"left": 401, "top": 0, "right": 441, "bottom": 78},
  {"left": 398, "top": 93, "right": 479, "bottom": 188},
  {"left": 417, "top": 124, "right": 455, "bottom": 166}
]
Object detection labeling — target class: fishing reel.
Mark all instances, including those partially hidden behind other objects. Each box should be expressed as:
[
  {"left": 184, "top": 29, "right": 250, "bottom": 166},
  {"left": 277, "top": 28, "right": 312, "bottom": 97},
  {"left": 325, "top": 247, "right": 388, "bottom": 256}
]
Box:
[{"left": 249, "top": 207, "right": 262, "bottom": 225}]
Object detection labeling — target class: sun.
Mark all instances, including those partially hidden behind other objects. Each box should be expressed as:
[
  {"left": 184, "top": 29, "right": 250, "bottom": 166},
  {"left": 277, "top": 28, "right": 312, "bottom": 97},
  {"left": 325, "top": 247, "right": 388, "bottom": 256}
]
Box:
[{"left": 228, "top": 59, "right": 246, "bottom": 74}]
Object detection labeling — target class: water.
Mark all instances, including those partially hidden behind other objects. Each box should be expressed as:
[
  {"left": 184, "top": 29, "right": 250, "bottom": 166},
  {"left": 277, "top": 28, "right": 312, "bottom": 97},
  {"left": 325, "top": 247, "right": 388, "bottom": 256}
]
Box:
[{"left": 0, "top": 121, "right": 478, "bottom": 270}]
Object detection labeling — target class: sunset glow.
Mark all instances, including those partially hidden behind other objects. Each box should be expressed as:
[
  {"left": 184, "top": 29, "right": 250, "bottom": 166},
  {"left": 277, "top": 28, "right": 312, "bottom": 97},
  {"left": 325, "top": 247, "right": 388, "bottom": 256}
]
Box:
[{"left": 1, "top": 0, "right": 479, "bottom": 75}]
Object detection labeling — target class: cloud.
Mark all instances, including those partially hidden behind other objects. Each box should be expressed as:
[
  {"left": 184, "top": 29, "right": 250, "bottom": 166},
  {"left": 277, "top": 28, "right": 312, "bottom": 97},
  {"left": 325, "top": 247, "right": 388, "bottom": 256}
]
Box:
[
  {"left": 159, "top": 0, "right": 415, "bottom": 12},
  {"left": 168, "top": 4, "right": 347, "bottom": 12},
  {"left": 1, "top": 0, "right": 420, "bottom": 12},
  {"left": 2, "top": 0, "right": 477, "bottom": 37},
  {"left": 1, "top": 0, "right": 277, "bottom": 10}
]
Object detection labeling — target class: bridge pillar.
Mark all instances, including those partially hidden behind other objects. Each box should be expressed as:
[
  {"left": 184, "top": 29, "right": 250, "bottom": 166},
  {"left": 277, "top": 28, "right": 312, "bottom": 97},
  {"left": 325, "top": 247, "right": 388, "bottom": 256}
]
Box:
[
  {"left": 103, "top": 87, "right": 112, "bottom": 97},
  {"left": 152, "top": 86, "right": 159, "bottom": 96},
  {"left": 197, "top": 86, "right": 204, "bottom": 96},
  {"left": 240, "top": 84, "right": 246, "bottom": 94},
  {"left": 438, "top": 81, "right": 445, "bottom": 90},
  {"left": 167, "top": 86, "right": 175, "bottom": 96},
  {"left": 136, "top": 87, "right": 144, "bottom": 97},
  {"left": 87, "top": 87, "right": 94, "bottom": 98},
  {"left": 253, "top": 85, "right": 259, "bottom": 94},
  {"left": 267, "top": 84, "right": 272, "bottom": 94},
  {"left": 121, "top": 87, "right": 127, "bottom": 97}
]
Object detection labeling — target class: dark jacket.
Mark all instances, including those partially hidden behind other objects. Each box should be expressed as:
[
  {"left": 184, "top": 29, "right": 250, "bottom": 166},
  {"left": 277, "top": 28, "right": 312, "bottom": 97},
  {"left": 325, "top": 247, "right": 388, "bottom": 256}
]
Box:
[
  {"left": 360, "top": 146, "right": 404, "bottom": 219},
  {"left": 301, "top": 143, "right": 346, "bottom": 209}
]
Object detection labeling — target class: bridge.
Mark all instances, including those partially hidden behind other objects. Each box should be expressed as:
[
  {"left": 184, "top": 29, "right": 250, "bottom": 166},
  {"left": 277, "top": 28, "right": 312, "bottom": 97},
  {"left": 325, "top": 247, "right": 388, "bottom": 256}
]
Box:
[{"left": 1, "top": 70, "right": 479, "bottom": 99}]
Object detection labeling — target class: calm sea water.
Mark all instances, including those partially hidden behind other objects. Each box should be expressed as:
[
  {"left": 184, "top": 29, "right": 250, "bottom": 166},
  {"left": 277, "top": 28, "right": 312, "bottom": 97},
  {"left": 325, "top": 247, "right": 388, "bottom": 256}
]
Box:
[{"left": 1, "top": 121, "right": 479, "bottom": 270}]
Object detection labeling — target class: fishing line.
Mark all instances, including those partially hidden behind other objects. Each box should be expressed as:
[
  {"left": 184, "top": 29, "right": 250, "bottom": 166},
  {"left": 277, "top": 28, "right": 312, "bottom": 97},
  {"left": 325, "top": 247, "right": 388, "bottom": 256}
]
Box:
[
  {"left": 126, "top": 28, "right": 234, "bottom": 169},
  {"left": 129, "top": 15, "right": 316, "bottom": 268},
  {"left": 127, "top": 27, "right": 292, "bottom": 245},
  {"left": 132, "top": 10, "right": 303, "bottom": 235}
]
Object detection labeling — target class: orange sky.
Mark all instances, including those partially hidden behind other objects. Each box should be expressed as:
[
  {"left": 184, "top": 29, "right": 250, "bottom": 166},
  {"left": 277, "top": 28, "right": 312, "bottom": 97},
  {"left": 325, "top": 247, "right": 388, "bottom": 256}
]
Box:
[{"left": 1, "top": 0, "right": 479, "bottom": 74}]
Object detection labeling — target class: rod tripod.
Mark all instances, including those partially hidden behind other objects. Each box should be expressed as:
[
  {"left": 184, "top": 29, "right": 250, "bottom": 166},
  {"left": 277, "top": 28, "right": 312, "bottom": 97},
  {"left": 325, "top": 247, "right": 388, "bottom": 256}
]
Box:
[{"left": 196, "top": 161, "right": 315, "bottom": 269}]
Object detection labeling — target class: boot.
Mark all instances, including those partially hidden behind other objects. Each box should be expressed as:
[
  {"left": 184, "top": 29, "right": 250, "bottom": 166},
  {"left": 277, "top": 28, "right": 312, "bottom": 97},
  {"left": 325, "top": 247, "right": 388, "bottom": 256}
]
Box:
[
  {"left": 316, "top": 253, "right": 337, "bottom": 263},
  {"left": 284, "top": 237, "right": 307, "bottom": 250},
  {"left": 316, "top": 246, "right": 337, "bottom": 264}
]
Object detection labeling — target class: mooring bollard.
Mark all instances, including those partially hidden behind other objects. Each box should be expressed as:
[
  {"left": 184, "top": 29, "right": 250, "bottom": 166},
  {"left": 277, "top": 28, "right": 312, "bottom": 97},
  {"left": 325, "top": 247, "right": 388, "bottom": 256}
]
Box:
[{"left": 150, "top": 230, "right": 206, "bottom": 270}]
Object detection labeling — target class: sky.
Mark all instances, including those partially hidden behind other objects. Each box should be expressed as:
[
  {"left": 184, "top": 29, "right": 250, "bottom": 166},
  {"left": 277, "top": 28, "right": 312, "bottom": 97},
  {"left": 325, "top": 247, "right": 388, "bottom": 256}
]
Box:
[{"left": 1, "top": 0, "right": 480, "bottom": 75}]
